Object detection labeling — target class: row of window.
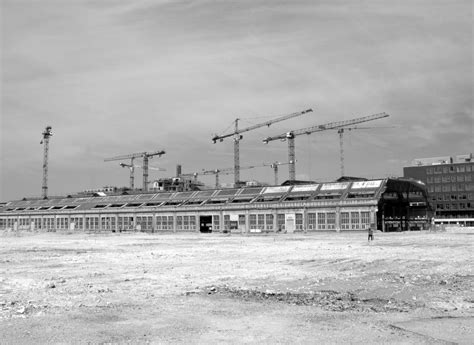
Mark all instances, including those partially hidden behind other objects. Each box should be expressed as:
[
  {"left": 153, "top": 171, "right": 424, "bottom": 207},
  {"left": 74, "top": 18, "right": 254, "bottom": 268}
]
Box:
[
  {"left": 426, "top": 164, "right": 473, "bottom": 174},
  {"left": 4, "top": 193, "right": 369, "bottom": 213},
  {"left": 428, "top": 184, "right": 474, "bottom": 193},
  {"left": 426, "top": 175, "right": 473, "bottom": 183},
  {"left": 430, "top": 194, "right": 473, "bottom": 202},
  {"left": 435, "top": 203, "right": 472, "bottom": 210},
  {"left": 0, "top": 211, "right": 373, "bottom": 232}
]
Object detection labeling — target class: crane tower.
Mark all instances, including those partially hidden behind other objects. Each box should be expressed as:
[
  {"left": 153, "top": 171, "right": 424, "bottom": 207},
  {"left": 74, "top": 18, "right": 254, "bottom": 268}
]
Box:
[{"left": 40, "top": 126, "right": 53, "bottom": 199}]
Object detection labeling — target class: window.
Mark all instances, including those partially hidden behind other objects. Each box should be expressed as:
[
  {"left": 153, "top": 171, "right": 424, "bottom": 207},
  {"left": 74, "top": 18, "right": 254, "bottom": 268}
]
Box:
[
  {"left": 249, "top": 214, "right": 257, "bottom": 230},
  {"left": 266, "top": 214, "right": 274, "bottom": 230},
  {"left": 317, "top": 213, "right": 326, "bottom": 230},
  {"left": 434, "top": 177, "right": 441, "bottom": 183},
  {"left": 426, "top": 176, "right": 433, "bottom": 183},
  {"left": 295, "top": 213, "right": 303, "bottom": 231},
  {"left": 451, "top": 175, "right": 456, "bottom": 182},
  {"left": 442, "top": 176, "right": 450, "bottom": 183},
  {"left": 156, "top": 216, "right": 173, "bottom": 230},
  {"left": 238, "top": 214, "right": 246, "bottom": 226},
  {"left": 212, "top": 215, "right": 220, "bottom": 231},
  {"left": 64, "top": 205, "right": 78, "bottom": 210},
  {"left": 176, "top": 216, "right": 183, "bottom": 230},
  {"left": 456, "top": 166, "right": 465, "bottom": 173},
  {"left": 308, "top": 213, "right": 316, "bottom": 230},
  {"left": 434, "top": 166, "right": 442, "bottom": 174},
  {"left": 71, "top": 217, "right": 83, "bottom": 230},
  {"left": 428, "top": 186, "right": 434, "bottom": 192},
  {"left": 350, "top": 212, "right": 360, "bottom": 230},
  {"left": 277, "top": 214, "right": 285, "bottom": 230},
  {"left": 257, "top": 214, "right": 265, "bottom": 229},
  {"left": 457, "top": 175, "right": 465, "bottom": 182},
  {"left": 340, "top": 212, "right": 350, "bottom": 230},
  {"left": 361, "top": 212, "right": 370, "bottom": 228},
  {"left": 327, "top": 213, "right": 336, "bottom": 230},
  {"left": 443, "top": 167, "right": 449, "bottom": 174},
  {"left": 427, "top": 168, "right": 433, "bottom": 174},
  {"left": 442, "top": 185, "right": 450, "bottom": 192},
  {"left": 466, "top": 175, "right": 472, "bottom": 182},
  {"left": 451, "top": 184, "right": 457, "bottom": 192},
  {"left": 451, "top": 195, "right": 457, "bottom": 200},
  {"left": 466, "top": 165, "right": 472, "bottom": 172}
]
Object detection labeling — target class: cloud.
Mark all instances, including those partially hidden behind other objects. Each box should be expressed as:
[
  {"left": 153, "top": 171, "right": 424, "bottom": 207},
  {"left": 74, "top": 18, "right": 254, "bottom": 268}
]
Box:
[{"left": 1, "top": 0, "right": 472, "bottom": 199}]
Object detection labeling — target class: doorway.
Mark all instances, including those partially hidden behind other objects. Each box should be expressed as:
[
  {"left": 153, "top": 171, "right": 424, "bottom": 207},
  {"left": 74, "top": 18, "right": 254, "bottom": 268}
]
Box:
[{"left": 199, "top": 215, "right": 213, "bottom": 233}]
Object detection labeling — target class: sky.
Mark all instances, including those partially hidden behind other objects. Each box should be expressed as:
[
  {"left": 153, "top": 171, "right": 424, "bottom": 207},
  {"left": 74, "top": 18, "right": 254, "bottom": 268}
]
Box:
[{"left": 0, "top": 0, "right": 472, "bottom": 201}]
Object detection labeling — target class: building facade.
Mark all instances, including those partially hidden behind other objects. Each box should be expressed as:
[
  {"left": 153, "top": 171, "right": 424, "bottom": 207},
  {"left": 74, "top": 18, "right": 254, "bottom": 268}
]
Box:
[
  {"left": 0, "top": 178, "right": 430, "bottom": 233},
  {"left": 403, "top": 154, "right": 474, "bottom": 225}
]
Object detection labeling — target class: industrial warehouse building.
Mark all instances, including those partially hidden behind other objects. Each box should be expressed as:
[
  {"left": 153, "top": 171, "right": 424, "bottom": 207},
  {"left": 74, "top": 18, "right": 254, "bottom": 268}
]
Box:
[{"left": 0, "top": 178, "right": 430, "bottom": 233}]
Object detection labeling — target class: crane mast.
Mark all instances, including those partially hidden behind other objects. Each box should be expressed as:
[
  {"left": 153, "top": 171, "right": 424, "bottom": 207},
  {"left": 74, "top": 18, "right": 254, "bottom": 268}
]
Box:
[
  {"left": 119, "top": 159, "right": 135, "bottom": 189},
  {"left": 336, "top": 125, "right": 397, "bottom": 177},
  {"left": 338, "top": 128, "right": 345, "bottom": 177},
  {"left": 40, "top": 126, "right": 53, "bottom": 199},
  {"left": 234, "top": 119, "right": 240, "bottom": 185},
  {"left": 212, "top": 108, "right": 313, "bottom": 187},
  {"left": 262, "top": 161, "right": 290, "bottom": 185},
  {"left": 263, "top": 112, "right": 389, "bottom": 182}
]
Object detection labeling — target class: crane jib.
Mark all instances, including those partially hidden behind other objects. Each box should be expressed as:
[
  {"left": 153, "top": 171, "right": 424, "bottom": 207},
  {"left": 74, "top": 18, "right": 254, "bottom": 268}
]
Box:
[
  {"left": 211, "top": 108, "right": 313, "bottom": 142},
  {"left": 263, "top": 112, "right": 389, "bottom": 143}
]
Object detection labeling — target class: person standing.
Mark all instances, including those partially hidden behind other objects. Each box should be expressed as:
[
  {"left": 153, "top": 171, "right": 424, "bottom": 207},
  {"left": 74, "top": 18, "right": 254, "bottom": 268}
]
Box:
[{"left": 368, "top": 224, "right": 374, "bottom": 242}]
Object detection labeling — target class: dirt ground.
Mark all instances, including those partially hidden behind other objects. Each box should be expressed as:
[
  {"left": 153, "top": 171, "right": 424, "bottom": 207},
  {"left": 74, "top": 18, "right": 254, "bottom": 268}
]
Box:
[{"left": 0, "top": 230, "right": 473, "bottom": 344}]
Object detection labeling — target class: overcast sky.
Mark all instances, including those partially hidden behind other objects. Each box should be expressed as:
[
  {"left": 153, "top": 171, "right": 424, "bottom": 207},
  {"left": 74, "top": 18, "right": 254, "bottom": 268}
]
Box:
[{"left": 1, "top": 0, "right": 472, "bottom": 201}]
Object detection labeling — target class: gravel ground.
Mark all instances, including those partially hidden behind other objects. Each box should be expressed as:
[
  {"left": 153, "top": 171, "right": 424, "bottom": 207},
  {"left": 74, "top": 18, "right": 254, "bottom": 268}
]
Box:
[{"left": 0, "top": 230, "right": 473, "bottom": 344}]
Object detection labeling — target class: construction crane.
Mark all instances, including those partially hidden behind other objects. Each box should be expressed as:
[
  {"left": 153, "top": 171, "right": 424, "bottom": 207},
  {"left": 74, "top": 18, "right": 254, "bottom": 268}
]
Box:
[
  {"left": 263, "top": 113, "right": 389, "bottom": 181},
  {"left": 263, "top": 161, "right": 291, "bottom": 185},
  {"left": 202, "top": 164, "right": 263, "bottom": 188},
  {"left": 40, "top": 126, "right": 53, "bottom": 199},
  {"left": 104, "top": 150, "right": 165, "bottom": 191},
  {"left": 335, "top": 126, "right": 397, "bottom": 177},
  {"left": 212, "top": 108, "right": 313, "bottom": 186},
  {"left": 119, "top": 163, "right": 166, "bottom": 189}
]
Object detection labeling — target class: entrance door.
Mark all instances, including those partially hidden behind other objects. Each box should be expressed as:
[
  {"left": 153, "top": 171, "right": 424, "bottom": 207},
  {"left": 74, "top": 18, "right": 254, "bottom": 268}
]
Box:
[{"left": 199, "top": 215, "right": 213, "bottom": 233}]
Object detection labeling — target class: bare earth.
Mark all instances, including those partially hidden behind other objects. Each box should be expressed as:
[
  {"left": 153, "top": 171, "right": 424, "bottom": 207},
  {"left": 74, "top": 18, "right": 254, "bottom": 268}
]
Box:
[{"left": 0, "top": 231, "right": 473, "bottom": 344}]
